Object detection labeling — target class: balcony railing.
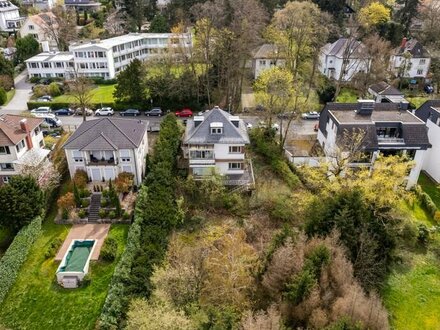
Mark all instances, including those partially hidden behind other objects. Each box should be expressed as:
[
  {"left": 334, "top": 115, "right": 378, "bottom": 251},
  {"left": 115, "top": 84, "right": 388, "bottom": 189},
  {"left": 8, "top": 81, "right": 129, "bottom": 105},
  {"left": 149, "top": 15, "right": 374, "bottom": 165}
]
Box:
[
  {"left": 87, "top": 157, "right": 118, "bottom": 166},
  {"left": 377, "top": 137, "right": 405, "bottom": 144}
]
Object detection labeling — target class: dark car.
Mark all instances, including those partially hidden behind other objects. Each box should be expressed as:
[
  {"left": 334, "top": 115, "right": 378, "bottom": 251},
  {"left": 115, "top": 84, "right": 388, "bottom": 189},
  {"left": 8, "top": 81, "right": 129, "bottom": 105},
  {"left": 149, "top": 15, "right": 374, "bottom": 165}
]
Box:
[
  {"left": 38, "top": 95, "right": 53, "bottom": 101},
  {"left": 120, "top": 109, "right": 140, "bottom": 116},
  {"left": 145, "top": 107, "right": 163, "bottom": 116},
  {"left": 54, "top": 108, "right": 74, "bottom": 116},
  {"left": 277, "top": 112, "right": 296, "bottom": 120},
  {"left": 175, "top": 108, "right": 193, "bottom": 117},
  {"left": 425, "top": 84, "right": 434, "bottom": 94}
]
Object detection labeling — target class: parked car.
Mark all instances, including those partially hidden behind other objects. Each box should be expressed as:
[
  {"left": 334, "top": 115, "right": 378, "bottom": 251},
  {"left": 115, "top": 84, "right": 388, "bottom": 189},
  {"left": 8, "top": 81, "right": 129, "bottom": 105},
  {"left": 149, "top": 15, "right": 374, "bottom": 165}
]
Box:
[
  {"left": 175, "top": 108, "right": 193, "bottom": 117},
  {"left": 37, "top": 95, "right": 53, "bottom": 102},
  {"left": 120, "top": 109, "right": 140, "bottom": 116},
  {"left": 30, "top": 106, "right": 52, "bottom": 114},
  {"left": 245, "top": 122, "right": 253, "bottom": 129},
  {"left": 301, "top": 111, "right": 320, "bottom": 120},
  {"left": 95, "top": 107, "right": 114, "bottom": 116},
  {"left": 198, "top": 110, "right": 209, "bottom": 116},
  {"left": 54, "top": 108, "right": 74, "bottom": 116},
  {"left": 258, "top": 121, "right": 279, "bottom": 131},
  {"left": 32, "top": 113, "right": 62, "bottom": 128},
  {"left": 277, "top": 112, "right": 296, "bottom": 120},
  {"left": 145, "top": 107, "right": 163, "bottom": 116},
  {"left": 75, "top": 107, "right": 93, "bottom": 116},
  {"left": 425, "top": 84, "right": 434, "bottom": 94}
]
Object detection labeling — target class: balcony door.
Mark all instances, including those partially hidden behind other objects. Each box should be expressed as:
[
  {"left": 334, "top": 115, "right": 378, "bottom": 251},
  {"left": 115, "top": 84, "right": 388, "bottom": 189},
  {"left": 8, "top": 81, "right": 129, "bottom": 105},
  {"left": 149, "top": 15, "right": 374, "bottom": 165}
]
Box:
[{"left": 91, "top": 168, "right": 101, "bottom": 181}]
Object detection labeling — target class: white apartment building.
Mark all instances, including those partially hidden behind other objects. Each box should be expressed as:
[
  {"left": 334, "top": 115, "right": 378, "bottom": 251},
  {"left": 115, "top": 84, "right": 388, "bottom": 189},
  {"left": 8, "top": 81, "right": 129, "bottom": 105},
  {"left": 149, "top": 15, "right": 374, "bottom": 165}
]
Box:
[
  {"left": 390, "top": 38, "right": 431, "bottom": 79},
  {"left": 25, "top": 52, "right": 74, "bottom": 79},
  {"left": 25, "top": 33, "right": 192, "bottom": 80},
  {"left": 182, "top": 106, "right": 254, "bottom": 187},
  {"left": 21, "top": 0, "right": 55, "bottom": 10},
  {"left": 319, "top": 38, "right": 370, "bottom": 82},
  {"left": 0, "top": 0, "right": 24, "bottom": 32},
  {"left": 63, "top": 118, "right": 148, "bottom": 185},
  {"left": 20, "top": 12, "right": 58, "bottom": 51},
  {"left": 0, "top": 115, "right": 48, "bottom": 184},
  {"left": 317, "top": 101, "right": 431, "bottom": 187}
]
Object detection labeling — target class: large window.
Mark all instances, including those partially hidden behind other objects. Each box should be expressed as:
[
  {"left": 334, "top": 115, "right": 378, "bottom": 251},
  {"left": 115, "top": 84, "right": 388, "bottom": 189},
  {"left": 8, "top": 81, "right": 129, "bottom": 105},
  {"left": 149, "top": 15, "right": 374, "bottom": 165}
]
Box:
[
  {"left": 228, "top": 162, "right": 243, "bottom": 170},
  {"left": 229, "top": 146, "right": 243, "bottom": 154},
  {"left": 16, "top": 140, "right": 26, "bottom": 153},
  {"left": 0, "top": 163, "right": 14, "bottom": 171},
  {"left": 376, "top": 127, "right": 400, "bottom": 138},
  {"left": 189, "top": 150, "right": 214, "bottom": 159},
  {"left": 0, "top": 146, "right": 10, "bottom": 154}
]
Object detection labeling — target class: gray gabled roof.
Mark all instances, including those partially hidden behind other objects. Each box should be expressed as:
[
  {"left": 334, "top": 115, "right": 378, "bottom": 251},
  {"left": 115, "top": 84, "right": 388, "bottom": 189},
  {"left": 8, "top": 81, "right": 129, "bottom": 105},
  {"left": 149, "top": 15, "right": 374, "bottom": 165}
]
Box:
[
  {"left": 369, "top": 82, "right": 403, "bottom": 96},
  {"left": 323, "top": 38, "right": 366, "bottom": 59},
  {"left": 415, "top": 99, "right": 440, "bottom": 123},
  {"left": 253, "top": 44, "right": 280, "bottom": 59},
  {"left": 184, "top": 107, "right": 249, "bottom": 145},
  {"left": 64, "top": 118, "right": 147, "bottom": 150}
]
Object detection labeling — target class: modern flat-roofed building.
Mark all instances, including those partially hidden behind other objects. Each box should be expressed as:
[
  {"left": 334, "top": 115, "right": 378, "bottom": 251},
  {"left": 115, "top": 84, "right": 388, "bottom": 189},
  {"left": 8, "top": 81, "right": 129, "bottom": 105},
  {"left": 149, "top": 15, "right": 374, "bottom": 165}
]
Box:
[{"left": 25, "top": 52, "right": 75, "bottom": 79}]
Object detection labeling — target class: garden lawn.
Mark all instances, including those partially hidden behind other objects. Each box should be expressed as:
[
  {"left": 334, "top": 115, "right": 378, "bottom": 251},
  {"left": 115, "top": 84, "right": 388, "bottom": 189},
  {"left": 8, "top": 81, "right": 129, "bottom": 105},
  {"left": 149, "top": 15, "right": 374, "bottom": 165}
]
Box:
[
  {"left": 0, "top": 220, "right": 128, "bottom": 330},
  {"left": 5, "top": 89, "right": 15, "bottom": 105},
  {"left": 406, "top": 96, "right": 429, "bottom": 108},
  {"left": 418, "top": 172, "right": 440, "bottom": 208},
  {"left": 53, "top": 84, "right": 116, "bottom": 104},
  {"left": 335, "top": 87, "right": 359, "bottom": 103}
]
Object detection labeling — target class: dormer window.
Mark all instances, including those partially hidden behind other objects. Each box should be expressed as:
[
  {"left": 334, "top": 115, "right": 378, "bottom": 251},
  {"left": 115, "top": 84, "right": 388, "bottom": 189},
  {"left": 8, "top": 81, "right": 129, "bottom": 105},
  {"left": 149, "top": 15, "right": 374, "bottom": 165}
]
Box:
[{"left": 210, "top": 122, "right": 223, "bottom": 134}]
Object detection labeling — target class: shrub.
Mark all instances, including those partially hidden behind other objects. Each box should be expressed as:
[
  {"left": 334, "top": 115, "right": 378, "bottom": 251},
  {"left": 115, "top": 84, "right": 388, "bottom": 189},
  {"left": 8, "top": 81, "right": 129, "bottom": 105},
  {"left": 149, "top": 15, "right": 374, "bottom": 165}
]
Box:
[
  {"left": 417, "top": 224, "right": 430, "bottom": 245},
  {"left": 102, "top": 189, "right": 109, "bottom": 198},
  {"left": 73, "top": 170, "right": 88, "bottom": 189},
  {"left": 414, "top": 186, "right": 437, "bottom": 217},
  {"left": 78, "top": 209, "right": 87, "bottom": 219},
  {"left": 101, "top": 236, "right": 118, "bottom": 262},
  {"left": 0, "top": 75, "right": 13, "bottom": 91},
  {"left": 81, "top": 199, "right": 90, "bottom": 208},
  {"left": 101, "top": 199, "right": 108, "bottom": 207},
  {"left": 435, "top": 211, "right": 440, "bottom": 223},
  {"left": 57, "top": 192, "right": 75, "bottom": 211},
  {"left": 62, "top": 208, "right": 69, "bottom": 220},
  {"left": 115, "top": 172, "right": 134, "bottom": 194},
  {"left": 48, "top": 82, "right": 61, "bottom": 96},
  {"left": 33, "top": 84, "right": 48, "bottom": 98},
  {"left": 80, "top": 189, "right": 91, "bottom": 198},
  {"left": 0, "top": 216, "right": 42, "bottom": 304},
  {"left": 108, "top": 211, "right": 116, "bottom": 219},
  {"left": 0, "top": 87, "right": 6, "bottom": 105},
  {"left": 99, "top": 209, "right": 107, "bottom": 219},
  {"left": 122, "top": 211, "right": 131, "bottom": 220},
  {"left": 73, "top": 183, "right": 81, "bottom": 207},
  {"left": 44, "top": 237, "right": 63, "bottom": 259}
]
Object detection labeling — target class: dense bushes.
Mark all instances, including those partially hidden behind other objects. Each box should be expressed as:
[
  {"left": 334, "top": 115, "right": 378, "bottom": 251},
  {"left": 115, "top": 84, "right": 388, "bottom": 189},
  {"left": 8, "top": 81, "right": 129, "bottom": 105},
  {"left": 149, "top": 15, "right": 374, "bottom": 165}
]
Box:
[
  {"left": 99, "top": 114, "right": 182, "bottom": 328},
  {"left": 0, "top": 87, "right": 6, "bottom": 105},
  {"left": 100, "top": 236, "right": 118, "bottom": 262},
  {"left": 0, "top": 216, "right": 42, "bottom": 304},
  {"left": 27, "top": 101, "right": 145, "bottom": 111},
  {"left": 414, "top": 185, "right": 438, "bottom": 218},
  {"left": 249, "top": 129, "right": 300, "bottom": 188}
]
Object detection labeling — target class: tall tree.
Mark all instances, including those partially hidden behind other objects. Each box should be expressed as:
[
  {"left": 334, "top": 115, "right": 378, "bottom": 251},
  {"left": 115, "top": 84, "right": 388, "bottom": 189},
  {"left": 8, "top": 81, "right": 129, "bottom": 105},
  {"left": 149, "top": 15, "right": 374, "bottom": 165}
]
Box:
[
  {"left": 40, "top": 6, "right": 78, "bottom": 51},
  {"left": 149, "top": 14, "right": 169, "bottom": 33},
  {"left": 68, "top": 74, "right": 93, "bottom": 122},
  {"left": 123, "top": 0, "right": 156, "bottom": 31},
  {"left": 396, "top": 0, "right": 420, "bottom": 34},
  {"left": 15, "top": 35, "right": 40, "bottom": 63},
  {"left": 358, "top": 2, "right": 391, "bottom": 30},
  {"left": 0, "top": 176, "right": 43, "bottom": 232},
  {"left": 418, "top": 0, "right": 440, "bottom": 48},
  {"left": 114, "top": 59, "right": 146, "bottom": 104}
]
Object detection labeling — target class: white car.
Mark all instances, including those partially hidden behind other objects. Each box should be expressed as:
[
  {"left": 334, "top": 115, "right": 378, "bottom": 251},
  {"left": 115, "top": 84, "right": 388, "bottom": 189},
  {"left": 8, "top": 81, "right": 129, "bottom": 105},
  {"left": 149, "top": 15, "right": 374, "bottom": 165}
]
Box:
[
  {"left": 301, "top": 111, "right": 320, "bottom": 120},
  {"left": 245, "top": 122, "right": 253, "bottom": 129},
  {"left": 30, "top": 106, "right": 52, "bottom": 114},
  {"left": 95, "top": 107, "right": 114, "bottom": 116}
]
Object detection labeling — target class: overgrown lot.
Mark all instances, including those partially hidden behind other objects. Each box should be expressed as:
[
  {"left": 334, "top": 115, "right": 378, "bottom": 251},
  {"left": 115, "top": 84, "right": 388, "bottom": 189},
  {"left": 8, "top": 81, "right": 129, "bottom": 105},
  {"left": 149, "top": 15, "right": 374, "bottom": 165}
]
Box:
[{"left": 0, "top": 217, "right": 128, "bottom": 330}]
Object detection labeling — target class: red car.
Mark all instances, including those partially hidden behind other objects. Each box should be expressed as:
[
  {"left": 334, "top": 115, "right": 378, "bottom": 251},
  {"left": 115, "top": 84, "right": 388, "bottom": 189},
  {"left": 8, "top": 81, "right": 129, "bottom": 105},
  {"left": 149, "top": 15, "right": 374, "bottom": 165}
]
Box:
[{"left": 175, "top": 108, "right": 193, "bottom": 117}]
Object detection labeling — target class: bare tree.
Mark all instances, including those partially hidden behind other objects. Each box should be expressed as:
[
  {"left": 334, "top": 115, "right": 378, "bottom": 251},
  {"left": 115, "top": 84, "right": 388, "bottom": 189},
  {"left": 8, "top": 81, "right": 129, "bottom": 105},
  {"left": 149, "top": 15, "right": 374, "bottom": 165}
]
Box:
[
  {"left": 40, "top": 6, "right": 78, "bottom": 51},
  {"left": 68, "top": 72, "right": 93, "bottom": 122}
]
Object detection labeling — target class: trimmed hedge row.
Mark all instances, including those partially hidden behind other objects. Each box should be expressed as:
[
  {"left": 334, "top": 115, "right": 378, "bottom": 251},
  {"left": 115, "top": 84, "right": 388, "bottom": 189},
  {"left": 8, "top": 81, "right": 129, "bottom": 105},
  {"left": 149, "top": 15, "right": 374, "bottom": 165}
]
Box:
[
  {"left": 0, "top": 216, "right": 42, "bottom": 304},
  {"left": 414, "top": 185, "right": 438, "bottom": 218},
  {"left": 250, "top": 129, "right": 301, "bottom": 188},
  {"left": 27, "top": 101, "right": 145, "bottom": 111}
]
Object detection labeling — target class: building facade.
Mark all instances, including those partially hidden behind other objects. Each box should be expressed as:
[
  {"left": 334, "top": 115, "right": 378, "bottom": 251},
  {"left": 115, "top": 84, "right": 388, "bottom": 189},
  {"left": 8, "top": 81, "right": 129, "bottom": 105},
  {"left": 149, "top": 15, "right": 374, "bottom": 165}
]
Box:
[
  {"left": 63, "top": 118, "right": 148, "bottom": 185},
  {"left": 0, "top": 115, "right": 48, "bottom": 184},
  {"left": 319, "top": 38, "right": 370, "bottom": 81},
  {"left": 19, "top": 12, "right": 58, "bottom": 52},
  {"left": 0, "top": 0, "right": 24, "bottom": 32},
  {"left": 368, "top": 81, "right": 409, "bottom": 108},
  {"left": 415, "top": 100, "right": 440, "bottom": 183},
  {"left": 25, "top": 52, "right": 75, "bottom": 79},
  {"left": 25, "top": 32, "right": 192, "bottom": 80},
  {"left": 182, "top": 106, "right": 254, "bottom": 187},
  {"left": 390, "top": 38, "right": 431, "bottom": 79},
  {"left": 21, "top": 0, "right": 55, "bottom": 10},
  {"left": 252, "top": 44, "right": 286, "bottom": 79},
  {"left": 317, "top": 100, "right": 431, "bottom": 187}
]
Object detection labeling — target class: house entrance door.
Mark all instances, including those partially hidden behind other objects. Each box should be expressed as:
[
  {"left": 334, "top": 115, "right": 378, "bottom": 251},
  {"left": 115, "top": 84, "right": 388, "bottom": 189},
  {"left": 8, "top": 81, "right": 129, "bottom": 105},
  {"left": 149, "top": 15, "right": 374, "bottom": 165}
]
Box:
[{"left": 91, "top": 168, "right": 101, "bottom": 181}]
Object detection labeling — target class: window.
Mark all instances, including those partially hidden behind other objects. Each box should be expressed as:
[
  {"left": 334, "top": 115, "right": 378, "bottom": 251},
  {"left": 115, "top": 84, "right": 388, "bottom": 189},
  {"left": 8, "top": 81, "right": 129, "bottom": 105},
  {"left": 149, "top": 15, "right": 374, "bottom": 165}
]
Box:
[
  {"left": 0, "top": 163, "right": 14, "bottom": 171},
  {"left": 211, "top": 128, "right": 223, "bottom": 134},
  {"left": 29, "top": 62, "right": 38, "bottom": 68},
  {"left": 228, "top": 162, "right": 243, "bottom": 170},
  {"left": 259, "top": 60, "right": 266, "bottom": 65},
  {"left": 420, "top": 59, "right": 426, "bottom": 65},
  {"left": 75, "top": 52, "right": 84, "bottom": 58},
  {"left": 2, "top": 176, "right": 10, "bottom": 183},
  {"left": 229, "top": 146, "right": 243, "bottom": 153},
  {"left": 97, "top": 51, "right": 105, "bottom": 58},
  {"left": 80, "top": 63, "right": 88, "bottom": 69},
  {"left": 32, "top": 34, "right": 38, "bottom": 40},
  {"left": 55, "top": 62, "right": 63, "bottom": 68},
  {"left": 34, "top": 126, "right": 40, "bottom": 135},
  {"left": 189, "top": 150, "right": 213, "bottom": 159},
  {"left": 39, "top": 140, "right": 44, "bottom": 147},
  {"left": 0, "top": 146, "right": 10, "bottom": 154},
  {"left": 29, "top": 24, "right": 34, "bottom": 30},
  {"left": 417, "top": 69, "right": 423, "bottom": 75},
  {"left": 42, "top": 62, "right": 50, "bottom": 68},
  {"left": 16, "top": 140, "right": 25, "bottom": 152},
  {"left": 88, "top": 51, "right": 95, "bottom": 58}
]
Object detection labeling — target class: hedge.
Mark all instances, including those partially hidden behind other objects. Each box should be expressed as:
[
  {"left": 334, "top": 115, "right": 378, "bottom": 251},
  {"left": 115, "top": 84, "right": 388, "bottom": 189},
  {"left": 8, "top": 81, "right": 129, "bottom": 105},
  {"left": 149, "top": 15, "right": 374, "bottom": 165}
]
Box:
[
  {"left": 414, "top": 185, "right": 438, "bottom": 217},
  {"left": 0, "top": 216, "right": 42, "bottom": 304},
  {"left": 27, "top": 101, "right": 142, "bottom": 111}
]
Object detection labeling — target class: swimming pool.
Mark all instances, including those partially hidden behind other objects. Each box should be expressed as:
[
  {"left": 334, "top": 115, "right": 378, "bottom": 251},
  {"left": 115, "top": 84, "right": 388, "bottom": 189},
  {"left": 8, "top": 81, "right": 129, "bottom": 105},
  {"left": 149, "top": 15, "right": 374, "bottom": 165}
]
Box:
[{"left": 56, "top": 239, "right": 96, "bottom": 288}]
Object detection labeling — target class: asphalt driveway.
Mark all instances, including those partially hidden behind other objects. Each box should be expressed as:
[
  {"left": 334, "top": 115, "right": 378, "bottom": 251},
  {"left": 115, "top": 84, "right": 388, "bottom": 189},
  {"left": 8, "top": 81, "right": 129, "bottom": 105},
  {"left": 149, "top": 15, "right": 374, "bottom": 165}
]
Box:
[{"left": 1, "top": 70, "right": 33, "bottom": 114}]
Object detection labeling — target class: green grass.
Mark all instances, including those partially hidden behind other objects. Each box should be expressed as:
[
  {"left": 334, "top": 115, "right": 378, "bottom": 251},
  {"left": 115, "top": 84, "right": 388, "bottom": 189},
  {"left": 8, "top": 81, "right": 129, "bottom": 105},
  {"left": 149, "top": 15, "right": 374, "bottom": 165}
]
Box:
[
  {"left": 406, "top": 96, "right": 430, "bottom": 108},
  {"left": 5, "top": 89, "right": 15, "bottom": 105},
  {"left": 52, "top": 84, "right": 116, "bottom": 104},
  {"left": 335, "top": 87, "right": 359, "bottom": 103},
  {"left": 0, "top": 218, "right": 129, "bottom": 330},
  {"left": 418, "top": 172, "right": 440, "bottom": 208}
]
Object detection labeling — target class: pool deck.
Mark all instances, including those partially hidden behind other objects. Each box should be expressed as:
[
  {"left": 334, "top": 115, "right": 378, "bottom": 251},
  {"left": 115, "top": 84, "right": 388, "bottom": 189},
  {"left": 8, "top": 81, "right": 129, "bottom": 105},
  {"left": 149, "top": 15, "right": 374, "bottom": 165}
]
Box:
[{"left": 55, "top": 224, "right": 110, "bottom": 261}]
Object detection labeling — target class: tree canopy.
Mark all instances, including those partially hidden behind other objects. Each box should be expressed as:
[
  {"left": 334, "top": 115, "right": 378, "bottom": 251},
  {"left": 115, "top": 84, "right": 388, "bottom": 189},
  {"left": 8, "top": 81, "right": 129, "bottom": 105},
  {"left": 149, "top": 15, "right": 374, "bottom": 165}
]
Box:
[
  {"left": 15, "top": 35, "right": 40, "bottom": 63},
  {"left": 114, "top": 59, "right": 146, "bottom": 104}
]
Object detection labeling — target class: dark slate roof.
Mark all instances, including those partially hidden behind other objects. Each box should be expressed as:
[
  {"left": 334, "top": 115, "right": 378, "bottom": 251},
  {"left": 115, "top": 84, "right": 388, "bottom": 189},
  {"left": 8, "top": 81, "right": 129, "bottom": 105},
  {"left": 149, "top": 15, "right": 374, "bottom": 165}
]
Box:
[
  {"left": 324, "top": 38, "right": 365, "bottom": 58},
  {"left": 184, "top": 107, "right": 249, "bottom": 145},
  {"left": 64, "top": 118, "right": 147, "bottom": 150},
  {"left": 415, "top": 100, "right": 440, "bottom": 123},
  {"left": 252, "top": 44, "right": 279, "bottom": 59},
  {"left": 395, "top": 39, "right": 429, "bottom": 58},
  {"left": 319, "top": 102, "right": 430, "bottom": 150},
  {"left": 369, "top": 82, "right": 403, "bottom": 96}
]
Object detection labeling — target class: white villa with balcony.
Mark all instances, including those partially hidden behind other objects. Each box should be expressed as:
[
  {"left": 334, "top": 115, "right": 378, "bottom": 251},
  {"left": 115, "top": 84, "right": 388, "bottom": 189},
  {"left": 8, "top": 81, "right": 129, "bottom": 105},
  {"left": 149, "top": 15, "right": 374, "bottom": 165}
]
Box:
[
  {"left": 0, "top": 115, "right": 48, "bottom": 184},
  {"left": 182, "top": 106, "right": 254, "bottom": 187},
  {"left": 63, "top": 118, "right": 148, "bottom": 185}
]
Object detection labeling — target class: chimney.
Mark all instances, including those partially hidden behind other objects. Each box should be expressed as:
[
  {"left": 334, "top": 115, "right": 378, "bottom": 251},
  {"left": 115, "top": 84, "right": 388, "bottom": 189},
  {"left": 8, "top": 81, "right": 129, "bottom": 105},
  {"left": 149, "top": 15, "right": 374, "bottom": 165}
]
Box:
[
  {"left": 41, "top": 40, "right": 50, "bottom": 52},
  {"left": 229, "top": 116, "right": 240, "bottom": 128},
  {"left": 194, "top": 115, "right": 204, "bottom": 128},
  {"left": 20, "top": 119, "right": 33, "bottom": 149},
  {"left": 357, "top": 100, "right": 375, "bottom": 116},
  {"left": 400, "top": 37, "right": 407, "bottom": 49}
]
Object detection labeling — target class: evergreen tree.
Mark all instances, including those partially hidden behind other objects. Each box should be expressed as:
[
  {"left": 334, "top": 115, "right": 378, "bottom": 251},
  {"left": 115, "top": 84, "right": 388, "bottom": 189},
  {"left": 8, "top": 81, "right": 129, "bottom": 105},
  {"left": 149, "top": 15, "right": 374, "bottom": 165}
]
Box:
[
  {"left": 15, "top": 35, "right": 40, "bottom": 63},
  {"left": 114, "top": 59, "right": 145, "bottom": 104},
  {"left": 396, "top": 0, "right": 420, "bottom": 34},
  {"left": 73, "top": 183, "right": 81, "bottom": 207},
  {"left": 148, "top": 14, "right": 169, "bottom": 33}
]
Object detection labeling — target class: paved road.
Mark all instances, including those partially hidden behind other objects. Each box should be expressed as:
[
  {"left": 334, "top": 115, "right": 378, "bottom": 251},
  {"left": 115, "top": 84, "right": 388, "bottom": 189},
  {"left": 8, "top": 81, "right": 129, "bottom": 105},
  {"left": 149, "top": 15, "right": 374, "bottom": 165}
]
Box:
[{"left": 1, "top": 70, "right": 33, "bottom": 114}]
